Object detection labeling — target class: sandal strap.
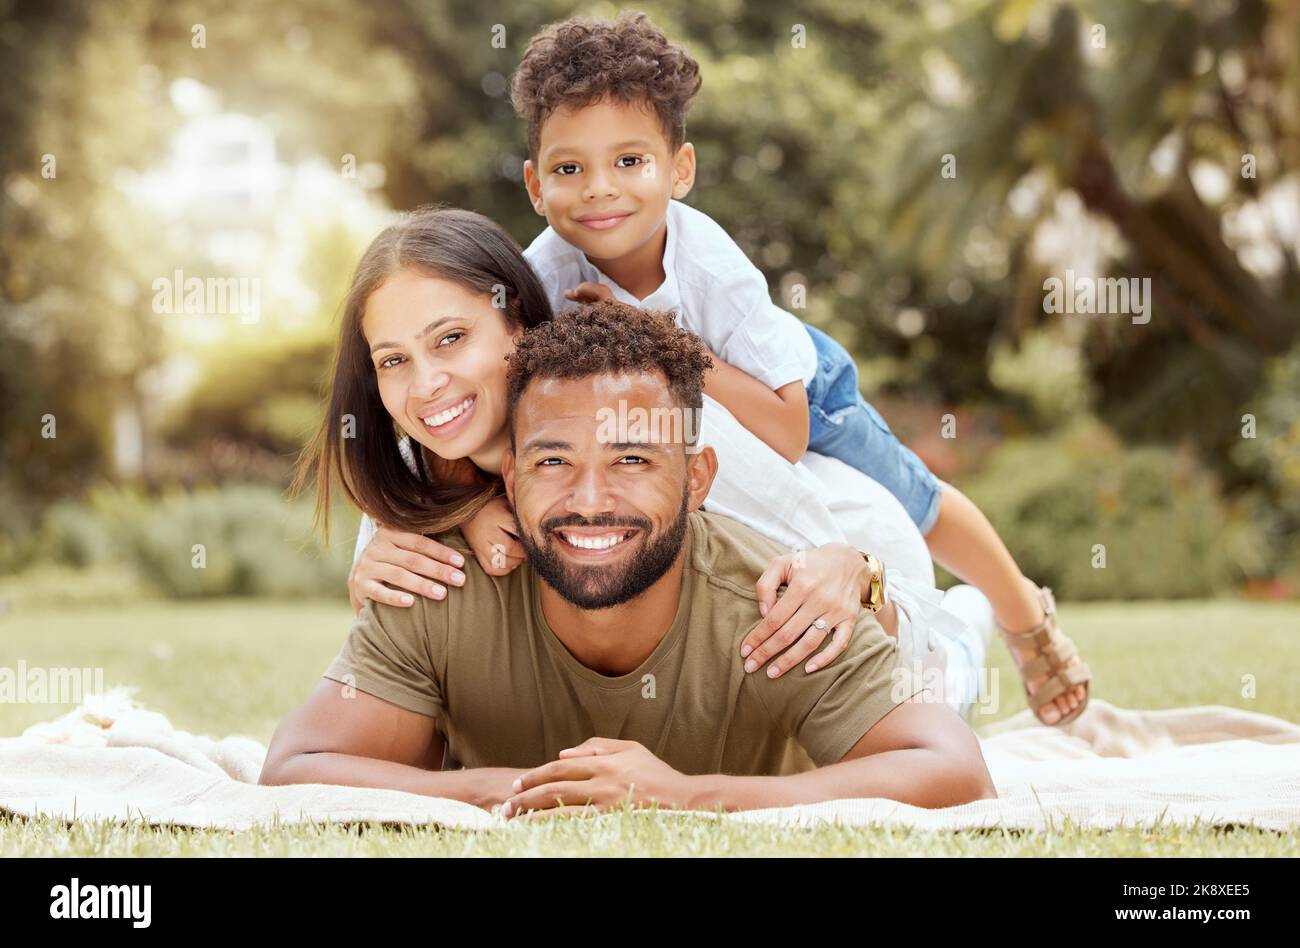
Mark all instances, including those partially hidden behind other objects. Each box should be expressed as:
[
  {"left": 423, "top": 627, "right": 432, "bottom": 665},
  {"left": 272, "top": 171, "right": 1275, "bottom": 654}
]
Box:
[
  {"left": 1025, "top": 662, "right": 1092, "bottom": 711},
  {"left": 1020, "top": 636, "right": 1079, "bottom": 679},
  {"left": 998, "top": 585, "right": 1093, "bottom": 720},
  {"left": 996, "top": 586, "right": 1058, "bottom": 646}
]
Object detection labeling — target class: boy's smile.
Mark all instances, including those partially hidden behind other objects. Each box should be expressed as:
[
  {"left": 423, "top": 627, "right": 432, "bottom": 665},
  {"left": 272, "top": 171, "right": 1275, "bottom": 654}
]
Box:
[{"left": 523, "top": 96, "right": 696, "bottom": 299}]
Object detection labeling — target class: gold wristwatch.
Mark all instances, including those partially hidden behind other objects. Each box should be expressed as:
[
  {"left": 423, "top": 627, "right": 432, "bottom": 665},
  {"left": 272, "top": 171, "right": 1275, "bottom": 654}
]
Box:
[{"left": 858, "top": 551, "right": 886, "bottom": 613}]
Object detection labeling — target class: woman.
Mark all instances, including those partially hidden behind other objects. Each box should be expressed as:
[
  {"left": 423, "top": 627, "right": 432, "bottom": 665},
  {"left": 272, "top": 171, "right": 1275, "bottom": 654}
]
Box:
[{"left": 295, "top": 206, "right": 992, "bottom": 717}]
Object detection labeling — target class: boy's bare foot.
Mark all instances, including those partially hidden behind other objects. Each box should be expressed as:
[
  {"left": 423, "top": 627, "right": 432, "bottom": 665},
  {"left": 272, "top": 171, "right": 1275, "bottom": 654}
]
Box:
[{"left": 1000, "top": 580, "right": 1090, "bottom": 725}]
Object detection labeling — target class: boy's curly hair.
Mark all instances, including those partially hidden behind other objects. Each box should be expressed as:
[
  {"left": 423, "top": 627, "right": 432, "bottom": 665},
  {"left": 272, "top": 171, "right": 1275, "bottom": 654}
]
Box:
[
  {"left": 510, "top": 11, "right": 702, "bottom": 163},
  {"left": 506, "top": 300, "right": 712, "bottom": 444}
]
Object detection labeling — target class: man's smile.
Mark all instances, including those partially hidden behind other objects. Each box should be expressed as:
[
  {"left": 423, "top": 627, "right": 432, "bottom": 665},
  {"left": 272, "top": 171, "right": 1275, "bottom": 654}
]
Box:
[{"left": 552, "top": 526, "right": 642, "bottom": 560}]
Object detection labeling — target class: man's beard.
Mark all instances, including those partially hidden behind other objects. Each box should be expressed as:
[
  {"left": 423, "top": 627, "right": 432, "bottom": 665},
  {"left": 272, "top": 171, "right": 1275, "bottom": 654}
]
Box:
[{"left": 515, "top": 489, "right": 691, "bottom": 611}]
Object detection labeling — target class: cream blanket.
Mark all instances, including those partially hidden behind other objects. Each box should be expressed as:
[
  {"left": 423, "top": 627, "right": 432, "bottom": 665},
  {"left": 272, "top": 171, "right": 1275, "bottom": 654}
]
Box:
[{"left": 2, "top": 689, "right": 1298, "bottom": 832}]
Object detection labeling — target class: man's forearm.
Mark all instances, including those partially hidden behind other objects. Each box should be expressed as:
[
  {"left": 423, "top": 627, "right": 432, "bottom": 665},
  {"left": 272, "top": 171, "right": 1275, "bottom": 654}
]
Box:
[
  {"left": 261, "top": 752, "right": 522, "bottom": 811},
  {"left": 683, "top": 746, "right": 994, "bottom": 812}
]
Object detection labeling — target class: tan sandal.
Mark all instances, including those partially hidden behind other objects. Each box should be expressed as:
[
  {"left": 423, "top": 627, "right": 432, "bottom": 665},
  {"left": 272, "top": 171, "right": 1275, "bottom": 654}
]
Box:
[{"left": 998, "top": 586, "right": 1092, "bottom": 726}]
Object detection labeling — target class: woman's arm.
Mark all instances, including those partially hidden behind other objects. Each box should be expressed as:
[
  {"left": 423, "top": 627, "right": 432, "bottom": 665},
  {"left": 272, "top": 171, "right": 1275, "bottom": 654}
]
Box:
[
  {"left": 697, "top": 396, "right": 943, "bottom": 676},
  {"left": 347, "top": 437, "right": 512, "bottom": 613}
]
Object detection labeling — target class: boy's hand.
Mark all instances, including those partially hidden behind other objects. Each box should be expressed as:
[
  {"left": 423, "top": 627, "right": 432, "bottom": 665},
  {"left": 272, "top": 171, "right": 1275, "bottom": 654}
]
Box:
[
  {"left": 462, "top": 495, "right": 525, "bottom": 576},
  {"left": 564, "top": 281, "right": 616, "bottom": 304}
]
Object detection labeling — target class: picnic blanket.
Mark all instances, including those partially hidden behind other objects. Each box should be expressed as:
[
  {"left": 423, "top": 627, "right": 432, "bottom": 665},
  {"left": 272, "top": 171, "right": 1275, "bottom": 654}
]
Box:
[{"left": 2, "top": 688, "right": 1298, "bottom": 832}]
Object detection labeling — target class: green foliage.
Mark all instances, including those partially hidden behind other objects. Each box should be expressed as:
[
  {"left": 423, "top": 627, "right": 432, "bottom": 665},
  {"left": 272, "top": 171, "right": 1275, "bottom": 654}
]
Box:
[
  {"left": 29, "top": 485, "right": 356, "bottom": 599},
  {"left": 1235, "top": 341, "right": 1300, "bottom": 519},
  {"left": 1231, "top": 339, "right": 1300, "bottom": 580},
  {"left": 962, "top": 421, "right": 1265, "bottom": 599},
  {"left": 1, "top": 0, "right": 177, "bottom": 509},
  {"left": 162, "top": 333, "right": 335, "bottom": 456},
  {"left": 876, "top": 0, "right": 1299, "bottom": 452},
  {"left": 0, "top": 563, "right": 161, "bottom": 611},
  {"left": 3, "top": 0, "right": 1297, "bottom": 593}
]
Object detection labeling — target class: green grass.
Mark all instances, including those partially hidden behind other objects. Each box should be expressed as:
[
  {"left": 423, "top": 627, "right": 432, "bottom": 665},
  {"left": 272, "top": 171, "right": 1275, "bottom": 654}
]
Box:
[{"left": 2, "top": 598, "right": 1298, "bottom": 856}]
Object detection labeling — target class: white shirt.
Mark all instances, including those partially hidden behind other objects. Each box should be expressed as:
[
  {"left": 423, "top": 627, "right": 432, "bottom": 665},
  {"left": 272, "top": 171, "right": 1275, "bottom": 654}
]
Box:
[{"left": 523, "top": 199, "right": 818, "bottom": 390}]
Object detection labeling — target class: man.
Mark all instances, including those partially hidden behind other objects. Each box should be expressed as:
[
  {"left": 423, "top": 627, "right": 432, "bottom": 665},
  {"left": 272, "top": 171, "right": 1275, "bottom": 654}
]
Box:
[{"left": 260, "top": 303, "right": 995, "bottom": 814}]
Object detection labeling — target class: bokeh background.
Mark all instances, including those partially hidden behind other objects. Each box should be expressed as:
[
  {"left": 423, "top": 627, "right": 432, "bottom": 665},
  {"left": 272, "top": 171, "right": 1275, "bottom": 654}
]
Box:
[{"left": 2, "top": 0, "right": 1298, "bottom": 610}]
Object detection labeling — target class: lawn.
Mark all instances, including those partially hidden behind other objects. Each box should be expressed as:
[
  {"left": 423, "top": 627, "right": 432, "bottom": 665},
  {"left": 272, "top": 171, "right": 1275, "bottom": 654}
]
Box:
[{"left": 2, "top": 597, "right": 1298, "bottom": 856}]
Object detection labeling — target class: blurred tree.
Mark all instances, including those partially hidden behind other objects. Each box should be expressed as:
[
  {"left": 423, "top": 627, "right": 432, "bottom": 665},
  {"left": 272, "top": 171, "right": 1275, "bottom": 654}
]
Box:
[
  {"left": 1, "top": 0, "right": 173, "bottom": 534},
  {"left": 4, "top": 0, "right": 1296, "bottom": 581},
  {"left": 875, "top": 0, "right": 1299, "bottom": 462},
  {"left": 350, "top": 1, "right": 1016, "bottom": 401}
]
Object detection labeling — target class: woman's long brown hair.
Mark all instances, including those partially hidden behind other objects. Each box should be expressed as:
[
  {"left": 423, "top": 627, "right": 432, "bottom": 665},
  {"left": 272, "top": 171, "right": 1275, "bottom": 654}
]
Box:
[{"left": 291, "top": 205, "right": 554, "bottom": 541}]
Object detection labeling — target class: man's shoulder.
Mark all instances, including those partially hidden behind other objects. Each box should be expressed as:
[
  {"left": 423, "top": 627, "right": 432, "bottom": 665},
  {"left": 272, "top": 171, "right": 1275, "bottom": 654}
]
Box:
[
  {"left": 686, "top": 510, "right": 791, "bottom": 600},
  {"left": 369, "top": 537, "right": 526, "bottom": 638}
]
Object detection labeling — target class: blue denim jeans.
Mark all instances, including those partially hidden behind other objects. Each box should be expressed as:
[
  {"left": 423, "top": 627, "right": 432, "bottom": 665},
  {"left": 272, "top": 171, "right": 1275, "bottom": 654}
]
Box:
[{"left": 804, "top": 323, "right": 943, "bottom": 534}]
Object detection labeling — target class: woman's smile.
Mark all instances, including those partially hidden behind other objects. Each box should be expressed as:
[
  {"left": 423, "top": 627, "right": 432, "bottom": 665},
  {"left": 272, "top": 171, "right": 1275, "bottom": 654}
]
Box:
[{"left": 419, "top": 394, "right": 478, "bottom": 438}]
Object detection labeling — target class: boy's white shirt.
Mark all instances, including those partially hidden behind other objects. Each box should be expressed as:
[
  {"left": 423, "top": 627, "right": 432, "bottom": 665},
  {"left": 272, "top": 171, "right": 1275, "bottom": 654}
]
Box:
[{"left": 522, "top": 198, "right": 818, "bottom": 391}]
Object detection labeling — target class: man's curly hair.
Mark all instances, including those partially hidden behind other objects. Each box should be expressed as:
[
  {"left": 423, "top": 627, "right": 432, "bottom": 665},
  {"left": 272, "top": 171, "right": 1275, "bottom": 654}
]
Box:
[
  {"left": 506, "top": 300, "right": 712, "bottom": 446},
  {"left": 510, "top": 11, "right": 702, "bottom": 163}
]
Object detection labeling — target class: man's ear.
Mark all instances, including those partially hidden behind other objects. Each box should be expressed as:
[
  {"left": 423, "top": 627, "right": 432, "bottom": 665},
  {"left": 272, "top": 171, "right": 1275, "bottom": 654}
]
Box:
[
  {"left": 502, "top": 447, "right": 516, "bottom": 506},
  {"left": 684, "top": 443, "right": 717, "bottom": 512},
  {"left": 670, "top": 142, "right": 696, "bottom": 201},
  {"left": 523, "top": 160, "right": 546, "bottom": 216}
]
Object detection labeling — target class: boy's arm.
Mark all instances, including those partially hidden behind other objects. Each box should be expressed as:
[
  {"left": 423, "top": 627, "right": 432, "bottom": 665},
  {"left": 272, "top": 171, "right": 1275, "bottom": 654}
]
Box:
[
  {"left": 696, "top": 394, "right": 847, "bottom": 550},
  {"left": 703, "top": 358, "right": 809, "bottom": 463},
  {"left": 563, "top": 276, "right": 812, "bottom": 459},
  {"left": 694, "top": 263, "right": 817, "bottom": 463}
]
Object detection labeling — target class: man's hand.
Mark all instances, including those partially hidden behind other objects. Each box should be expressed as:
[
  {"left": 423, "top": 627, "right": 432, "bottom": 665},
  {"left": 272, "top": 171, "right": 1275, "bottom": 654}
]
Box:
[{"left": 502, "top": 738, "right": 696, "bottom": 818}]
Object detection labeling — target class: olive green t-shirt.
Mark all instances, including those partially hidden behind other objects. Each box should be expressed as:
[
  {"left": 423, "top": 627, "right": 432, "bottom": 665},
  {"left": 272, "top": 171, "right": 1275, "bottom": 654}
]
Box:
[{"left": 324, "top": 510, "right": 912, "bottom": 776}]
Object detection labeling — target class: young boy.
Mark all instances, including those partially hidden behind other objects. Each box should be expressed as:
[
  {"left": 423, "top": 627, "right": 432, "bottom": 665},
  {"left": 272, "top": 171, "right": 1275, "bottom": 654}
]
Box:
[{"left": 508, "top": 12, "right": 1090, "bottom": 725}]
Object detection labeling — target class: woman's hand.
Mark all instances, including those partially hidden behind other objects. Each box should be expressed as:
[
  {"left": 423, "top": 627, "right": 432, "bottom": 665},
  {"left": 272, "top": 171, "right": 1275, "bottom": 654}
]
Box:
[
  {"left": 741, "top": 543, "right": 874, "bottom": 678},
  {"left": 563, "top": 281, "right": 616, "bottom": 304},
  {"left": 461, "top": 495, "right": 526, "bottom": 577},
  {"left": 348, "top": 525, "right": 468, "bottom": 614}
]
